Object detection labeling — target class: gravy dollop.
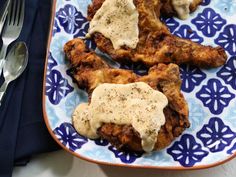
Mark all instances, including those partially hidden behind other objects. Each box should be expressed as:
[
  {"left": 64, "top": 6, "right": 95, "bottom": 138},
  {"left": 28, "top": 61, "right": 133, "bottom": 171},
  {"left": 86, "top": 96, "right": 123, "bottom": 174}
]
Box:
[
  {"left": 72, "top": 82, "right": 168, "bottom": 152},
  {"left": 87, "top": 0, "right": 139, "bottom": 49}
]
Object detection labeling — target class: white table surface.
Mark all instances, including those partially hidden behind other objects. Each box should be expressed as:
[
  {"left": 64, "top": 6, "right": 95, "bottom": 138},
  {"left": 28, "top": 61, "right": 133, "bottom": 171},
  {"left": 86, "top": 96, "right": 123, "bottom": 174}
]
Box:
[{"left": 13, "top": 150, "right": 236, "bottom": 177}]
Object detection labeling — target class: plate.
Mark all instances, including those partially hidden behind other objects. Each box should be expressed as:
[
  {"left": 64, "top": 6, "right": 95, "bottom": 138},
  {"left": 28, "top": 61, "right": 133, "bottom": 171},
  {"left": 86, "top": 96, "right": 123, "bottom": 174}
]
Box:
[{"left": 43, "top": 0, "right": 236, "bottom": 169}]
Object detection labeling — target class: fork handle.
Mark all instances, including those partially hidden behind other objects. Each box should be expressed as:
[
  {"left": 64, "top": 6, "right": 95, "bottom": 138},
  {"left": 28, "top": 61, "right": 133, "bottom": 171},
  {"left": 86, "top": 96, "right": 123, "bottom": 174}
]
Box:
[
  {"left": 0, "top": 43, "right": 7, "bottom": 72},
  {"left": 0, "top": 43, "right": 7, "bottom": 60},
  {"left": 0, "top": 81, "right": 10, "bottom": 106}
]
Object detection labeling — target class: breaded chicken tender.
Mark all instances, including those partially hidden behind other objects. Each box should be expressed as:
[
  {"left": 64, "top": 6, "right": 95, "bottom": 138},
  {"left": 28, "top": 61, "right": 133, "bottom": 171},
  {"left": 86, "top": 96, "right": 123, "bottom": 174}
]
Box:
[
  {"left": 87, "top": 0, "right": 226, "bottom": 68},
  {"left": 64, "top": 38, "right": 189, "bottom": 152}
]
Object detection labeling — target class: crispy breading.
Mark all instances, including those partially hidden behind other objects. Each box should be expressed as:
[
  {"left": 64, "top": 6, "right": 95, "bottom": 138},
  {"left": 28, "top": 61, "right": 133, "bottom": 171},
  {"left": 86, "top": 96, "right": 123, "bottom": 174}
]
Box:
[
  {"left": 87, "top": 0, "right": 227, "bottom": 68},
  {"left": 160, "top": 0, "right": 203, "bottom": 17},
  {"left": 64, "top": 38, "right": 189, "bottom": 152},
  {"left": 87, "top": 0, "right": 203, "bottom": 20}
]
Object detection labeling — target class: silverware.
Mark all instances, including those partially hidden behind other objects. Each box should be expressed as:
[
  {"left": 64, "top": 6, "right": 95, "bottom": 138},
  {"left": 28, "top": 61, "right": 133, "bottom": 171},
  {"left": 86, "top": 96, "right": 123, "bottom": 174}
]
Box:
[
  {"left": 0, "top": 0, "right": 10, "bottom": 34},
  {"left": 0, "top": 42, "right": 28, "bottom": 106},
  {"left": 0, "top": 0, "right": 25, "bottom": 72}
]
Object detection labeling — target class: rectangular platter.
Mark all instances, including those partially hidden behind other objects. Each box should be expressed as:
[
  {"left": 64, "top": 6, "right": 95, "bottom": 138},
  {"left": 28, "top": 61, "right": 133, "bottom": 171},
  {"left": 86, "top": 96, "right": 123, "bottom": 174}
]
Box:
[{"left": 43, "top": 0, "right": 236, "bottom": 169}]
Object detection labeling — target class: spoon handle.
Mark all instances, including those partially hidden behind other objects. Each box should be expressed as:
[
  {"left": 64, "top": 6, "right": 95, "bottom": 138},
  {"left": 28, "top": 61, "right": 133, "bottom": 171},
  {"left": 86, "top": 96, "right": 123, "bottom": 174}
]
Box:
[{"left": 0, "top": 81, "right": 10, "bottom": 106}]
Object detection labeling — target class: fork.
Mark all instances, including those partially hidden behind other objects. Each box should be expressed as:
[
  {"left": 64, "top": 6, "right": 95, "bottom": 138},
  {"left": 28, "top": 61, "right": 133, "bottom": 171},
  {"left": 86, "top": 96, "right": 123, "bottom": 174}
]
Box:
[
  {"left": 0, "top": 0, "right": 10, "bottom": 34},
  {"left": 0, "top": 0, "right": 25, "bottom": 72}
]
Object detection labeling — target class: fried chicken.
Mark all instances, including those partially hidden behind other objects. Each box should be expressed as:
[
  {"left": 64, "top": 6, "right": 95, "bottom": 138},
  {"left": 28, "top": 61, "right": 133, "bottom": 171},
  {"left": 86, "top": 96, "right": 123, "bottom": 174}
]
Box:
[
  {"left": 87, "top": 0, "right": 227, "bottom": 68},
  {"left": 64, "top": 38, "right": 189, "bottom": 152},
  {"left": 160, "top": 0, "right": 203, "bottom": 17},
  {"left": 87, "top": 0, "right": 203, "bottom": 20}
]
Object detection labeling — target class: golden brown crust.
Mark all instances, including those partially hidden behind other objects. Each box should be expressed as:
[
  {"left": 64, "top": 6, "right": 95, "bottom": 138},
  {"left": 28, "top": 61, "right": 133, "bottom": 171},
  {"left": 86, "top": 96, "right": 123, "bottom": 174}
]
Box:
[
  {"left": 64, "top": 38, "right": 109, "bottom": 70},
  {"left": 87, "top": 0, "right": 203, "bottom": 20},
  {"left": 64, "top": 38, "right": 190, "bottom": 152},
  {"left": 87, "top": 0, "right": 227, "bottom": 68},
  {"left": 160, "top": 0, "right": 203, "bottom": 17}
]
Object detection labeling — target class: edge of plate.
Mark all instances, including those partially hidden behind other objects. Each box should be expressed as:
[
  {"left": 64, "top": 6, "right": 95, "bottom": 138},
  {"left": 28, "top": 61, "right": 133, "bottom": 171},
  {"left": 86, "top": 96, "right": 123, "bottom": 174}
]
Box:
[{"left": 42, "top": 0, "right": 236, "bottom": 170}]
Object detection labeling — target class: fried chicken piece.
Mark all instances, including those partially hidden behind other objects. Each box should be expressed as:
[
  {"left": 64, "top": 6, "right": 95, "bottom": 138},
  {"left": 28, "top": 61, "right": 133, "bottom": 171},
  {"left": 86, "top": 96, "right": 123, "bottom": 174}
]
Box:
[
  {"left": 87, "top": 0, "right": 203, "bottom": 20},
  {"left": 64, "top": 38, "right": 189, "bottom": 152},
  {"left": 64, "top": 38, "right": 109, "bottom": 70},
  {"left": 87, "top": 0, "right": 227, "bottom": 68},
  {"left": 160, "top": 0, "right": 203, "bottom": 17},
  {"left": 64, "top": 38, "right": 137, "bottom": 94}
]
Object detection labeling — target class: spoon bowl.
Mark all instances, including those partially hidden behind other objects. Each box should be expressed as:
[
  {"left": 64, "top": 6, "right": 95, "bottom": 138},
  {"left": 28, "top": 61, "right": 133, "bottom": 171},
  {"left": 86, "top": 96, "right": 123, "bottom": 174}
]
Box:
[{"left": 0, "top": 42, "right": 28, "bottom": 105}]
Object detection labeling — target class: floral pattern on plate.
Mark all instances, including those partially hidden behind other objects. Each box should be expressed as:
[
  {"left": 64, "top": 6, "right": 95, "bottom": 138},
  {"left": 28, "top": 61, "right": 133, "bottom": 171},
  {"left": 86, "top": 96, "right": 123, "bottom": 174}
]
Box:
[
  {"left": 174, "top": 25, "right": 203, "bottom": 43},
  {"left": 197, "top": 117, "right": 236, "bottom": 152},
  {"left": 217, "top": 56, "right": 236, "bottom": 90},
  {"left": 196, "top": 79, "right": 235, "bottom": 115},
  {"left": 53, "top": 122, "right": 88, "bottom": 151},
  {"left": 47, "top": 52, "right": 58, "bottom": 74},
  {"left": 94, "top": 139, "right": 109, "bottom": 146},
  {"left": 167, "top": 134, "right": 209, "bottom": 167},
  {"left": 215, "top": 24, "right": 236, "bottom": 55},
  {"left": 56, "top": 4, "right": 87, "bottom": 34},
  {"left": 227, "top": 142, "right": 236, "bottom": 155},
  {"left": 161, "top": 17, "right": 179, "bottom": 33},
  {"left": 46, "top": 69, "right": 74, "bottom": 105},
  {"left": 191, "top": 8, "right": 226, "bottom": 37},
  {"left": 108, "top": 146, "right": 143, "bottom": 164},
  {"left": 44, "top": 0, "right": 236, "bottom": 168},
  {"left": 180, "top": 65, "right": 206, "bottom": 93},
  {"left": 201, "top": 0, "right": 211, "bottom": 6}
]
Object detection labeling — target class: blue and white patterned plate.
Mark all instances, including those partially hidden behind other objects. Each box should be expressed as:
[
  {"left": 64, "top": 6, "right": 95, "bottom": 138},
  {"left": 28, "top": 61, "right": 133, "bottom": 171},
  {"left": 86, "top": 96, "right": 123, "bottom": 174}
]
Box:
[{"left": 43, "top": 0, "right": 236, "bottom": 169}]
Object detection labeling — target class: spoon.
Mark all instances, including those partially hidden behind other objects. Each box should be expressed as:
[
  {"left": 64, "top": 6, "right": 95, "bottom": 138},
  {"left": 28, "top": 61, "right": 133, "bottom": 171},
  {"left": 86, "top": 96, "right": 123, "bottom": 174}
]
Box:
[{"left": 0, "top": 42, "right": 28, "bottom": 106}]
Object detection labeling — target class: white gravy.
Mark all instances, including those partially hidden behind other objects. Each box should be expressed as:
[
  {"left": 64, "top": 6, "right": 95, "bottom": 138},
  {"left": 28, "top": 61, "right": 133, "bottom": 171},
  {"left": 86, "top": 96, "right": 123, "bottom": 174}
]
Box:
[
  {"left": 87, "top": 0, "right": 139, "bottom": 50},
  {"left": 72, "top": 82, "right": 168, "bottom": 152},
  {"left": 172, "top": 0, "right": 193, "bottom": 20}
]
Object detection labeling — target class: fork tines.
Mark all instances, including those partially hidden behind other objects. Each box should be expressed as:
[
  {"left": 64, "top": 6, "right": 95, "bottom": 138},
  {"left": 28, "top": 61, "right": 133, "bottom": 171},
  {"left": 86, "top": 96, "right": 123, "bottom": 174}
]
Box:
[
  {"left": 0, "top": 0, "right": 11, "bottom": 33},
  {"left": 8, "top": 0, "right": 25, "bottom": 26}
]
